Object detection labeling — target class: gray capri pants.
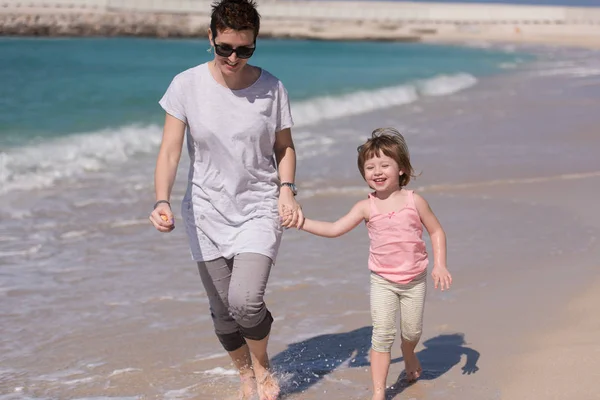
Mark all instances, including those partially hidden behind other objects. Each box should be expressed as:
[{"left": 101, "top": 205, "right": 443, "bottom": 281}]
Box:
[
  {"left": 197, "top": 252, "right": 274, "bottom": 352},
  {"left": 370, "top": 271, "right": 427, "bottom": 353}
]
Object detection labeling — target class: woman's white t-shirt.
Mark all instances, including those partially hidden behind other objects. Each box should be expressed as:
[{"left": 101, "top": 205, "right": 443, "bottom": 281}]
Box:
[{"left": 159, "top": 62, "right": 294, "bottom": 262}]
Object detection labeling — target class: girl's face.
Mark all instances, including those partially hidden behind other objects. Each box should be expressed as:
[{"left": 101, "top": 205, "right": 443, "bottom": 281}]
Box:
[
  {"left": 363, "top": 153, "right": 403, "bottom": 192},
  {"left": 209, "top": 28, "right": 256, "bottom": 76}
]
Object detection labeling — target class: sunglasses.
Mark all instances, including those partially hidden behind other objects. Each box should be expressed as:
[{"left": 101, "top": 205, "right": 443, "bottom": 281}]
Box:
[{"left": 214, "top": 43, "right": 256, "bottom": 59}]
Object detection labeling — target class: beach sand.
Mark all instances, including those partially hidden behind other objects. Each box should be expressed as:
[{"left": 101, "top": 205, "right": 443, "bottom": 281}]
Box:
[
  {"left": 452, "top": 174, "right": 600, "bottom": 400},
  {"left": 5, "top": 174, "right": 597, "bottom": 399},
  {"left": 260, "top": 19, "right": 600, "bottom": 50},
  {"left": 419, "top": 28, "right": 600, "bottom": 50},
  {"left": 501, "top": 277, "right": 600, "bottom": 400}
]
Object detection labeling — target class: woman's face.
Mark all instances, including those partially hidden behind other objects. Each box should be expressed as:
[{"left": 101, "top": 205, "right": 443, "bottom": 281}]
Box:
[{"left": 209, "top": 28, "right": 256, "bottom": 76}]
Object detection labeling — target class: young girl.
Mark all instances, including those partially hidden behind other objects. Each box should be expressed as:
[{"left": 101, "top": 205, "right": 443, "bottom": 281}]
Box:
[{"left": 298, "top": 127, "right": 452, "bottom": 400}]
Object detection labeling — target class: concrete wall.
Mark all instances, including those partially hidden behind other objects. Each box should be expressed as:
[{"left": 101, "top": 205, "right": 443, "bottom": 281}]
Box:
[
  {"left": 2, "top": 0, "right": 600, "bottom": 24},
  {"left": 1, "top": 0, "right": 108, "bottom": 11}
]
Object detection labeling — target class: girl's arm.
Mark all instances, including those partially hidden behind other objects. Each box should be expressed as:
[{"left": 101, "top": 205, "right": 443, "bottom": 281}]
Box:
[
  {"left": 274, "top": 127, "right": 304, "bottom": 229},
  {"left": 414, "top": 193, "right": 452, "bottom": 290},
  {"left": 149, "top": 113, "right": 186, "bottom": 232},
  {"left": 300, "top": 200, "right": 368, "bottom": 238}
]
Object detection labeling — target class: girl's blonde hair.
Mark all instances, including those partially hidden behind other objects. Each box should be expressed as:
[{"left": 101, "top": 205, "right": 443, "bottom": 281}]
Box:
[{"left": 357, "top": 127, "right": 416, "bottom": 187}]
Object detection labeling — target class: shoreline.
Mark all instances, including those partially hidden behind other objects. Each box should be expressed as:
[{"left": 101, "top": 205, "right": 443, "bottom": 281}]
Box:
[
  {"left": 419, "top": 30, "right": 600, "bottom": 50},
  {"left": 2, "top": 13, "right": 600, "bottom": 50}
]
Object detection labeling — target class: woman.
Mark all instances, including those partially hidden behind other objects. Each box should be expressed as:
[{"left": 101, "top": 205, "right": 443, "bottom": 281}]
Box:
[{"left": 148, "top": 1, "right": 303, "bottom": 398}]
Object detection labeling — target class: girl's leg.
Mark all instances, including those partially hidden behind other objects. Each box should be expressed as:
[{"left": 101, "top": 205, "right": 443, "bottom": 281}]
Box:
[
  {"left": 370, "top": 273, "right": 401, "bottom": 400},
  {"left": 370, "top": 349, "right": 391, "bottom": 400},
  {"left": 229, "top": 253, "right": 278, "bottom": 400},
  {"left": 399, "top": 274, "right": 427, "bottom": 382},
  {"left": 400, "top": 339, "right": 420, "bottom": 382},
  {"left": 197, "top": 259, "right": 256, "bottom": 399}
]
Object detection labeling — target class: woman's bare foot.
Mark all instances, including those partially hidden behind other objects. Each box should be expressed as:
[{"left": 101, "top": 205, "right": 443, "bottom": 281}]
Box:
[
  {"left": 239, "top": 373, "right": 257, "bottom": 400},
  {"left": 256, "top": 371, "right": 280, "bottom": 400},
  {"left": 403, "top": 352, "right": 422, "bottom": 382}
]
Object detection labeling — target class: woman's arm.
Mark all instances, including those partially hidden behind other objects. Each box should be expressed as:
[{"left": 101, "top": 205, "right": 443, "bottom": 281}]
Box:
[
  {"left": 301, "top": 200, "right": 368, "bottom": 238},
  {"left": 414, "top": 193, "right": 452, "bottom": 290},
  {"left": 149, "top": 113, "right": 186, "bottom": 233},
  {"left": 274, "top": 127, "right": 304, "bottom": 228}
]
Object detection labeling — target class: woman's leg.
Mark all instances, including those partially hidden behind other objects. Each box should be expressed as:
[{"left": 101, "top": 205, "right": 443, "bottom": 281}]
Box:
[
  {"left": 197, "top": 258, "right": 256, "bottom": 399},
  {"left": 399, "top": 274, "right": 427, "bottom": 382},
  {"left": 227, "top": 345, "right": 256, "bottom": 399},
  {"left": 370, "top": 273, "right": 400, "bottom": 400},
  {"left": 228, "top": 252, "right": 278, "bottom": 400}
]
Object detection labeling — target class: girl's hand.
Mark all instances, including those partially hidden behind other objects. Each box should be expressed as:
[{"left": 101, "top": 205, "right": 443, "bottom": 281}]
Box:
[
  {"left": 278, "top": 190, "right": 304, "bottom": 229},
  {"left": 149, "top": 203, "right": 175, "bottom": 233},
  {"left": 431, "top": 266, "right": 452, "bottom": 291}
]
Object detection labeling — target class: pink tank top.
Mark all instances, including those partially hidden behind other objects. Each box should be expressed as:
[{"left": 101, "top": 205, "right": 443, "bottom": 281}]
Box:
[{"left": 366, "top": 190, "right": 428, "bottom": 284}]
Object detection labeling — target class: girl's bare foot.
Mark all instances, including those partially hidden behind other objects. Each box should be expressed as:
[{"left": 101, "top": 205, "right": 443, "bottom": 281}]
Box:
[
  {"left": 403, "top": 352, "right": 422, "bottom": 382},
  {"left": 256, "top": 371, "right": 280, "bottom": 400},
  {"left": 239, "top": 373, "right": 257, "bottom": 400}
]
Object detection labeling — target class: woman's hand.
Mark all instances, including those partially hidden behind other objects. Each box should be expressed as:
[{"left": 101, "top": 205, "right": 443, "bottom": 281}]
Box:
[
  {"left": 278, "top": 190, "right": 304, "bottom": 229},
  {"left": 149, "top": 203, "right": 175, "bottom": 233}
]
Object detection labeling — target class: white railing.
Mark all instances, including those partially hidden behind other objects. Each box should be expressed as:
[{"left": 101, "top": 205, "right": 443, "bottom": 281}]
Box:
[
  {"left": 0, "top": 0, "right": 108, "bottom": 10},
  {"left": 1, "top": 0, "right": 600, "bottom": 24},
  {"left": 105, "top": 0, "right": 211, "bottom": 14}
]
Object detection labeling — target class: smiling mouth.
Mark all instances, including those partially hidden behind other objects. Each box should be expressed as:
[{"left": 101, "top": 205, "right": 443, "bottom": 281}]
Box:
[
  {"left": 225, "top": 60, "right": 238, "bottom": 67},
  {"left": 373, "top": 178, "right": 386, "bottom": 183}
]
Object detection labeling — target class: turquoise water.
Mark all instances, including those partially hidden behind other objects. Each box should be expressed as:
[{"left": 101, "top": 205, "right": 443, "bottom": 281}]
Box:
[{"left": 0, "top": 37, "right": 531, "bottom": 147}]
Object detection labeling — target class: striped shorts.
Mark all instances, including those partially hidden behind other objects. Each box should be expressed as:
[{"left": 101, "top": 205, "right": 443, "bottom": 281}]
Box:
[{"left": 370, "top": 271, "right": 427, "bottom": 353}]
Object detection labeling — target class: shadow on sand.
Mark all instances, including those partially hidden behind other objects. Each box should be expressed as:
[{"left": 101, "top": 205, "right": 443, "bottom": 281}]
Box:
[{"left": 271, "top": 327, "right": 479, "bottom": 399}]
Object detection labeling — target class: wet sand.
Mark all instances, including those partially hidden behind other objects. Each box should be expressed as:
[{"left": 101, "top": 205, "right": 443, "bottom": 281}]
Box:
[
  {"left": 457, "top": 175, "right": 600, "bottom": 400},
  {"left": 501, "top": 276, "right": 600, "bottom": 400}
]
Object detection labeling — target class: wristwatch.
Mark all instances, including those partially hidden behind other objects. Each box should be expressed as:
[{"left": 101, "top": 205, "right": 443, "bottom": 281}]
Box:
[{"left": 280, "top": 182, "right": 297, "bottom": 196}]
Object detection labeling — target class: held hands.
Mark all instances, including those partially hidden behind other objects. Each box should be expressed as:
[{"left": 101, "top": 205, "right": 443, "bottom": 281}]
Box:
[
  {"left": 279, "top": 191, "right": 304, "bottom": 229},
  {"left": 431, "top": 265, "right": 452, "bottom": 291},
  {"left": 149, "top": 203, "right": 175, "bottom": 233}
]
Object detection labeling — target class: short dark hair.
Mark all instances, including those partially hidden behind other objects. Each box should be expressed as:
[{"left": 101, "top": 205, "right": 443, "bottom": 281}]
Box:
[{"left": 210, "top": 0, "right": 261, "bottom": 41}]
